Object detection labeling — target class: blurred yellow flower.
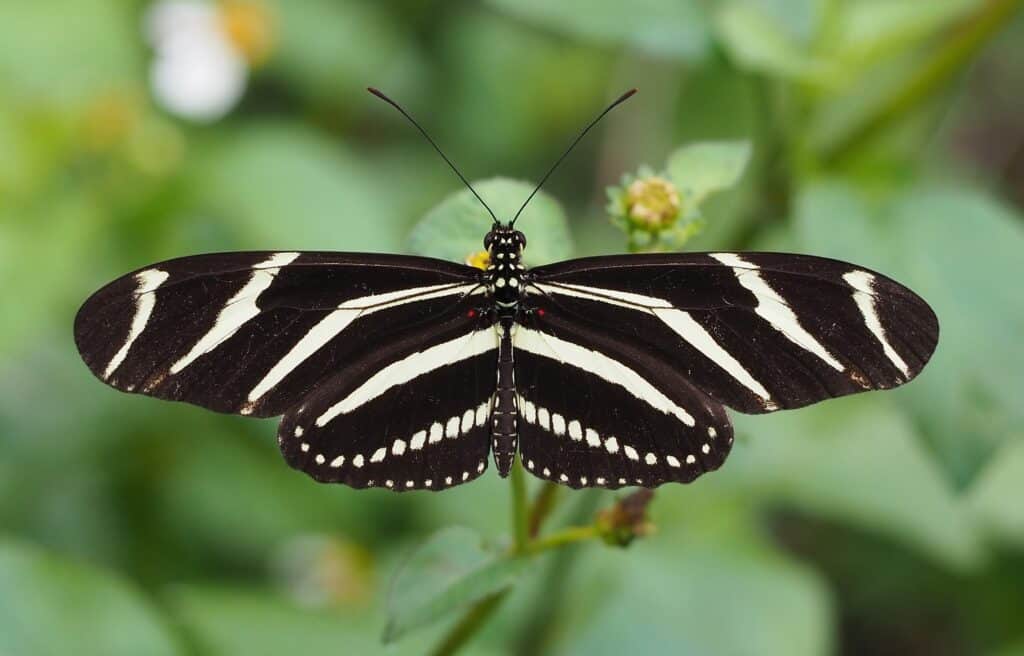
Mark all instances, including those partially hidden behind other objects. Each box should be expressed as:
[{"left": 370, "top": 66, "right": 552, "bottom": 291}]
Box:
[
  {"left": 219, "top": 0, "right": 274, "bottom": 65},
  {"left": 465, "top": 250, "right": 491, "bottom": 270}
]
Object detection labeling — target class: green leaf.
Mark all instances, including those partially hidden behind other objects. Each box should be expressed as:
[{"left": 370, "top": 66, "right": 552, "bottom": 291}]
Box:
[
  {"left": 832, "top": 0, "right": 981, "bottom": 65},
  {"left": 968, "top": 439, "right": 1024, "bottom": 549},
  {"left": 408, "top": 177, "right": 572, "bottom": 266},
  {"left": 746, "top": 0, "right": 821, "bottom": 44},
  {"left": 383, "top": 526, "right": 528, "bottom": 644},
  {"left": 729, "top": 395, "right": 984, "bottom": 572},
  {"left": 557, "top": 540, "right": 833, "bottom": 656},
  {"left": 484, "top": 0, "right": 711, "bottom": 61},
  {"left": 666, "top": 140, "right": 752, "bottom": 207},
  {"left": 0, "top": 540, "right": 182, "bottom": 656},
  {"left": 714, "top": 2, "right": 833, "bottom": 82},
  {"left": 167, "top": 585, "right": 484, "bottom": 656}
]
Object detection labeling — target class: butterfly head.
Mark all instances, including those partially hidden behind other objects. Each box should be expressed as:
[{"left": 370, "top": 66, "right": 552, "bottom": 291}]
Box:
[{"left": 483, "top": 225, "right": 526, "bottom": 259}]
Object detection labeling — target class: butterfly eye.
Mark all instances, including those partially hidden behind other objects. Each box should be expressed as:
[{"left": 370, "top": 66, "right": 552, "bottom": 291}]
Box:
[
  {"left": 514, "top": 231, "right": 527, "bottom": 249},
  {"left": 483, "top": 232, "right": 495, "bottom": 249}
]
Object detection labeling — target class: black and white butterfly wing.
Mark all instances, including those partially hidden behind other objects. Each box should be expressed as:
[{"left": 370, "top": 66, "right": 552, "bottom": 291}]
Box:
[
  {"left": 528, "top": 252, "right": 938, "bottom": 415},
  {"left": 76, "top": 246, "right": 940, "bottom": 492},
  {"left": 517, "top": 251, "right": 938, "bottom": 489},
  {"left": 277, "top": 315, "right": 498, "bottom": 491},
  {"left": 75, "top": 251, "right": 497, "bottom": 491},
  {"left": 75, "top": 252, "right": 484, "bottom": 416},
  {"left": 514, "top": 312, "right": 732, "bottom": 490}
]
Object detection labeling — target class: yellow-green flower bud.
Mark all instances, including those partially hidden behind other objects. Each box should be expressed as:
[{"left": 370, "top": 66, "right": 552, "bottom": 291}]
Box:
[{"left": 625, "top": 176, "right": 681, "bottom": 230}]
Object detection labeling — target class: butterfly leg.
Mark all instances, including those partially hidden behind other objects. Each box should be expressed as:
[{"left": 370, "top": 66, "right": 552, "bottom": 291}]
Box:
[{"left": 491, "top": 319, "right": 519, "bottom": 477}]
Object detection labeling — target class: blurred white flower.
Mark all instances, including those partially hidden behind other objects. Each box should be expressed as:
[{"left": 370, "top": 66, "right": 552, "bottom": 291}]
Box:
[{"left": 145, "top": 0, "right": 269, "bottom": 123}]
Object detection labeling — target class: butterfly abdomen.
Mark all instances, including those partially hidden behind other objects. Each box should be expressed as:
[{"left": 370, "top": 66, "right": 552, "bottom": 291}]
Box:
[{"left": 492, "top": 324, "right": 518, "bottom": 476}]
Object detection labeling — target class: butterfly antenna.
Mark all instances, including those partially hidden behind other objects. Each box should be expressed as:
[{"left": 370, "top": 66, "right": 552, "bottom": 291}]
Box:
[
  {"left": 510, "top": 88, "right": 637, "bottom": 227},
  {"left": 368, "top": 87, "right": 499, "bottom": 225}
]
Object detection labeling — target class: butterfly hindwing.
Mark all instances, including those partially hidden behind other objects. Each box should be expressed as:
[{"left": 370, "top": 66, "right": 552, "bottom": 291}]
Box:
[
  {"left": 278, "top": 316, "right": 498, "bottom": 491},
  {"left": 74, "top": 252, "right": 483, "bottom": 417},
  {"left": 513, "top": 311, "right": 733, "bottom": 489},
  {"left": 528, "top": 252, "right": 938, "bottom": 415}
]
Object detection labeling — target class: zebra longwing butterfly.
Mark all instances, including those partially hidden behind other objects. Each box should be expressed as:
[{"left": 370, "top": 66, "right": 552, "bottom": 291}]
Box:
[{"left": 74, "top": 89, "right": 939, "bottom": 492}]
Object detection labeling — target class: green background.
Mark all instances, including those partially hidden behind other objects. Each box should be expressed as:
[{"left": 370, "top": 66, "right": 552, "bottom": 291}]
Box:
[{"left": 2, "top": 1, "right": 1024, "bottom": 655}]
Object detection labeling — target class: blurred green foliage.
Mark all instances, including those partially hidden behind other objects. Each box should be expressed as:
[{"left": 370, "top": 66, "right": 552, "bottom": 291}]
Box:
[
  {"left": 409, "top": 178, "right": 572, "bottom": 265},
  {"left": 606, "top": 140, "right": 752, "bottom": 250},
  {"left": 384, "top": 526, "right": 526, "bottom": 644},
  {"left": 2, "top": 1, "right": 1024, "bottom": 655}
]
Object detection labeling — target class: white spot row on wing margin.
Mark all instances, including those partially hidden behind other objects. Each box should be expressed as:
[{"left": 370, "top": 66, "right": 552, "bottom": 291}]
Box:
[
  {"left": 517, "top": 394, "right": 725, "bottom": 487},
  {"left": 295, "top": 400, "right": 491, "bottom": 490}
]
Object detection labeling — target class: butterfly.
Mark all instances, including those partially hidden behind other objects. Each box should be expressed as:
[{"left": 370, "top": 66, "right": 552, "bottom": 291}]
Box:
[{"left": 74, "top": 89, "right": 939, "bottom": 492}]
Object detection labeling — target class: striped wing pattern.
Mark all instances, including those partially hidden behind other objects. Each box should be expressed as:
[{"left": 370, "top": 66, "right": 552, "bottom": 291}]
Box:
[
  {"left": 514, "top": 316, "right": 732, "bottom": 490},
  {"left": 75, "top": 251, "right": 495, "bottom": 491},
  {"left": 528, "top": 252, "right": 938, "bottom": 414},
  {"left": 516, "top": 251, "right": 937, "bottom": 489},
  {"left": 278, "top": 322, "right": 498, "bottom": 490},
  {"left": 75, "top": 252, "right": 482, "bottom": 416},
  {"left": 75, "top": 249, "right": 938, "bottom": 492}
]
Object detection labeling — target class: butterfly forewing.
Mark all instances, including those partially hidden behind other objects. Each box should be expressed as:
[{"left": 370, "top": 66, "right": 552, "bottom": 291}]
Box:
[
  {"left": 528, "top": 252, "right": 938, "bottom": 416},
  {"left": 513, "top": 313, "right": 732, "bottom": 489},
  {"left": 74, "top": 252, "right": 484, "bottom": 417}
]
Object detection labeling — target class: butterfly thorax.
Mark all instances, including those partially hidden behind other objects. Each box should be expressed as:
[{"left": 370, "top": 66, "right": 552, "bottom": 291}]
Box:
[{"left": 483, "top": 226, "right": 526, "bottom": 317}]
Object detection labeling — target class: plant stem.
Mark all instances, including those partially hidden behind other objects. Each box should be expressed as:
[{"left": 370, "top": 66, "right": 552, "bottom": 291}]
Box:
[
  {"left": 823, "top": 0, "right": 1024, "bottom": 166},
  {"left": 510, "top": 454, "right": 528, "bottom": 554},
  {"left": 527, "top": 482, "right": 560, "bottom": 537},
  {"left": 427, "top": 591, "right": 508, "bottom": 656},
  {"left": 513, "top": 490, "right": 607, "bottom": 655},
  {"left": 429, "top": 523, "right": 600, "bottom": 656},
  {"left": 427, "top": 472, "right": 593, "bottom": 656},
  {"left": 525, "top": 525, "right": 599, "bottom": 555}
]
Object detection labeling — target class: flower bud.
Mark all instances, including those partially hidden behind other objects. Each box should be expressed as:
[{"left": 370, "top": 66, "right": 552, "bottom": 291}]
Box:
[
  {"left": 624, "top": 176, "right": 681, "bottom": 230},
  {"left": 596, "top": 489, "right": 655, "bottom": 547}
]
